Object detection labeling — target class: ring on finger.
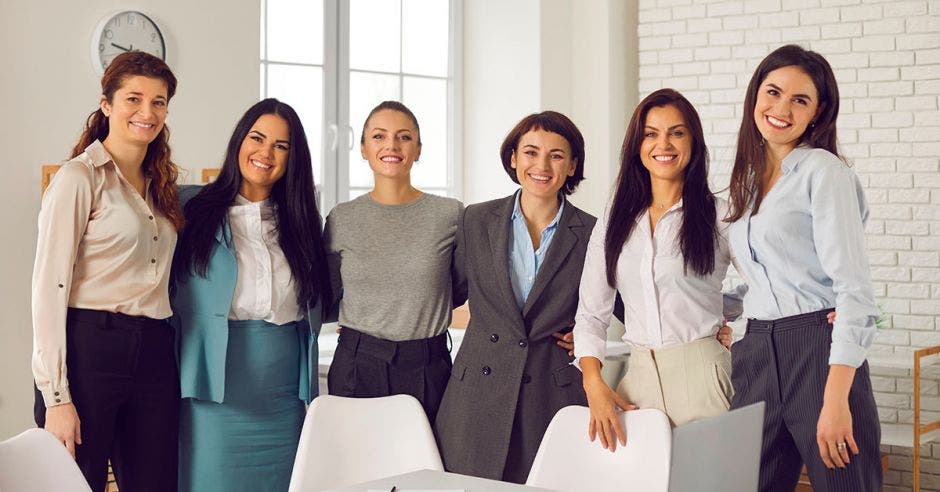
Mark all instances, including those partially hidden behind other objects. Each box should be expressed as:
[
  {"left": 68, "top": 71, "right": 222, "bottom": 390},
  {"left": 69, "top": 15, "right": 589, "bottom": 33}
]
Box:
[{"left": 836, "top": 442, "right": 847, "bottom": 451}]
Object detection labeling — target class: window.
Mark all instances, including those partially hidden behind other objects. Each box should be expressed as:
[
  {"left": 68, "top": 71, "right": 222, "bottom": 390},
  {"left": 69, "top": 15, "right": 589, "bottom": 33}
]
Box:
[{"left": 260, "top": 0, "right": 461, "bottom": 210}]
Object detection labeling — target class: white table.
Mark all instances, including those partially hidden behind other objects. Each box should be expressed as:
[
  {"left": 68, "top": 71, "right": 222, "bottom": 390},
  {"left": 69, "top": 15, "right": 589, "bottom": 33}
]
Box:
[{"left": 327, "top": 469, "right": 557, "bottom": 491}]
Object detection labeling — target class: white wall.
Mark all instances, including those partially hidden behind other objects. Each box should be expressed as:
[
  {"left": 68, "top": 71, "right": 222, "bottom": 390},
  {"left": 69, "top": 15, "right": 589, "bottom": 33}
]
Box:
[
  {"left": 636, "top": 1, "right": 940, "bottom": 490},
  {"left": 0, "top": 0, "right": 259, "bottom": 438},
  {"left": 463, "top": 0, "right": 637, "bottom": 216}
]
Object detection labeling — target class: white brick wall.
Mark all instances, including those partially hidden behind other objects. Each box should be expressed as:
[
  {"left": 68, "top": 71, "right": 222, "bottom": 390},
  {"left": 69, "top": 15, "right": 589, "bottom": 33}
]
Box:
[{"left": 637, "top": 1, "right": 940, "bottom": 489}]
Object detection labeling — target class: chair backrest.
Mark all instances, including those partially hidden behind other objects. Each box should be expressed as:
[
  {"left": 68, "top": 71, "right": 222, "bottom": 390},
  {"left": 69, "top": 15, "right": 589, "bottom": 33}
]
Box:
[
  {"left": 0, "top": 428, "right": 92, "bottom": 492},
  {"left": 669, "top": 402, "right": 765, "bottom": 492},
  {"left": 526, "top": 406, "right": 672, "bottom": 492},
  {"left": 288, "top": 394, "right": 444, "bottom": 492}
]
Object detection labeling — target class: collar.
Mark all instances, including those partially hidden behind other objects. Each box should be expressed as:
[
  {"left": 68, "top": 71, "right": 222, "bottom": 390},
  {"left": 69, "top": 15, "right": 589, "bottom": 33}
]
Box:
[
  {"left": 780, "top": 145, "right": 812, "bottom": 173},
  {"left": 233, "top": 193, "right": 274, "bottom": 209},
  {"left": 511, "top": 189, "right": 566, "bottom": 229},
  {"left": 85, "top": 140, "right": 115, "bottom": 168}
]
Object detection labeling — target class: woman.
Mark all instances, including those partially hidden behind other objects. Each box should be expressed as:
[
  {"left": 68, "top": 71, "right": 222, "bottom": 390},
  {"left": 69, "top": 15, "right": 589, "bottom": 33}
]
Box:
[
  {"left": 726, "top": 45, "right": 881, "bottom": 490},
  {"left": 435, "top": 111, "right": 596, "bottom": 483},
  {"left": 324, "top": 101, "right": 463, "bottom": 423},
  {"left": 574, "top": 89, "right": 738, "bottom": 450},
  {"left": 173, "top": 98, "right": 331, "bottom": 491},
  {"left": 31, "top": 51, "right": 183, "bottom": 491}
]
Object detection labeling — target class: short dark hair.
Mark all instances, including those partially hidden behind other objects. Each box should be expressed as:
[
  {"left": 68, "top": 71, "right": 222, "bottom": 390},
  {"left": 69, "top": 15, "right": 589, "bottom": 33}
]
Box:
[
  {"left": 499, "top": 111, "right": 586, "bottom": 195},
  {"left": 360, "top": 100, "right": 422, "bottom": 145}
]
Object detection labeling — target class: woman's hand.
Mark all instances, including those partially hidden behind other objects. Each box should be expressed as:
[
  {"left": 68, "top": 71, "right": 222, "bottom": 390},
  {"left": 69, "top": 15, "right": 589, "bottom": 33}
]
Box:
[
  {"left": 552, "top": 330, "right": 574, "bottom": 356},
  {"left": 581, "top": 357, "right": 636, "bottom": 452},
  {"left": 816, "top": 398, "right": 858, "bottom": 468},
  {"left": 716, "top": 321, "right": 734, "bottom": 349},
  {"left": 45, "top": 403, "right": 82, "bottom": 459},
  {"left": 816, "top": 365, "right": 859, "bottom": 469}
]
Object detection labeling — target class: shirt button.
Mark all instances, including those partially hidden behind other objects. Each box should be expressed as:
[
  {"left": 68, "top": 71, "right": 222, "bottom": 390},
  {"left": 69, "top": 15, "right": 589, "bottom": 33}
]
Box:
[
  {"left": 58, "top": 284, "right": 64, "bottom": 288},
  {"left": 148, "top": 215, "right": 154, "bottom": 220},
  {"left": 481, "top": 366, "right": 492, "bottom": 376},
  {"left": 54, "top": 391, "right": 60, "bottom": 396},
  {"left": 518, "top": 339, "right": 528, "bottom": 348},
  {"left": 490, "top": 334, "right": 499, "bottom": 343},
  {"left": 55, "top": 398, "right": 61, "bottom": 403},
  {"left": 150, "top": 258, "right": 156, "bottom": 264},
  {"left": 153, "top": 236, "right": 158, "bottom": 241}
]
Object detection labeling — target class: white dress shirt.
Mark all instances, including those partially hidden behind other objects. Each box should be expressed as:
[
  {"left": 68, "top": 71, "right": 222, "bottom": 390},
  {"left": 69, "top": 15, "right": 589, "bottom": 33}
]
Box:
[
  {"left": 574, "top": 198, "right": 737, "bottom": 363},
  {"left": 227, "top": 194, "right": 302, "bottom": 325},
  {"left": 32, "top": 140, "right": 177, "bottom": 406}
]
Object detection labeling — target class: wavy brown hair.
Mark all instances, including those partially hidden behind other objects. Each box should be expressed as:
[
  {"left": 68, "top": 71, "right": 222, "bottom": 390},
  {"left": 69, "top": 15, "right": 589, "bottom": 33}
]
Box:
[
  {"left": 726, "top": 44, "right": 841, "bottom": 222},
  {"left": 70, "top": 51, "right": 184, "bottom": 230}
]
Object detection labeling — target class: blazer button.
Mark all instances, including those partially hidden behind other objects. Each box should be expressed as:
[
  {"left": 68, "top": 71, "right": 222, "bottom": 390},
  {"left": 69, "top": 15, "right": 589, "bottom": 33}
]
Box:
[
  {"left": 490, "top": 333, "right": 499, "bottom": 343},
  {"left": 522, "top": 374, "right": 532, "bottom": 384},
  {"left": 55, "top": 398, "right": 61, "bottom": 403},
  {"left": 482, "top": 366, "right": 492, "bottom": 376},
  {"left": 54, "top": 391, "right": 60, "bottom": 396},
  {"left": 518, "top": 339, "right": 528, "bottom": 348}
]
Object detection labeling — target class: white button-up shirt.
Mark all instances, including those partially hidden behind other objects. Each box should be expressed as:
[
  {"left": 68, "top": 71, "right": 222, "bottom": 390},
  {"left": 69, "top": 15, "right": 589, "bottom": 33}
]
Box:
[
  {"left": 574, "top": 198, "right": 738, "bottom": 362},
  {"left": 227, "top": 194, "right": 302, "bottom": 325}
]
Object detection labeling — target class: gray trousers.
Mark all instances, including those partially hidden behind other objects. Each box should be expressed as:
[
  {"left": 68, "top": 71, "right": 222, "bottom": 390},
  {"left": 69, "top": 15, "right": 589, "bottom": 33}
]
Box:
[{"left": 730, "top": 309, "right": 882, "bottom": 492}]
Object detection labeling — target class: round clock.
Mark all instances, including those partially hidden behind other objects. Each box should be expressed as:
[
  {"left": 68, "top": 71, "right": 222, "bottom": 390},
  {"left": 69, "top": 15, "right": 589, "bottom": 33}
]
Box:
[{"left": 90, "top": 11, "right": 166, "bottom": 74}]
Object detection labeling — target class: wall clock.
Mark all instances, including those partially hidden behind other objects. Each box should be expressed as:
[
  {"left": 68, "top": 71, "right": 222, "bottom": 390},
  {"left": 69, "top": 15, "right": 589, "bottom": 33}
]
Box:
[{"left": 90, "top": 11, "right": 166, "bottom": 74}]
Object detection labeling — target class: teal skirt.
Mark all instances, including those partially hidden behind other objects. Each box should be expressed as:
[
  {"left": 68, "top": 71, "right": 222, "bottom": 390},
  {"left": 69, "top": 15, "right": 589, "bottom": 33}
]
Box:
[{"left": 179, "top": 320, "right": 305, "bottom": 492}]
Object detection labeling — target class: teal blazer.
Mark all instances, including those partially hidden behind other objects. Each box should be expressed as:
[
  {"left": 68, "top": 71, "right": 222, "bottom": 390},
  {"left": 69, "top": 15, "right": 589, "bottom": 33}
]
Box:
[{"left": 171, "top": 185, "right": 323, "bottom": 404}]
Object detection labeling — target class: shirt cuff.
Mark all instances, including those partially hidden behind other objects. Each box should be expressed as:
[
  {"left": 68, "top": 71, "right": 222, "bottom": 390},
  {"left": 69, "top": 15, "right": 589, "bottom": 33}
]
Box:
[
  {"left": 41, "top": 385, "right": 72, "bottom": 407},
  {"left": 573, "top": 333, "right": 607, "bottom": 371},
  {"left": 828, "top": 341, "right": 867, "bottom": 368}
]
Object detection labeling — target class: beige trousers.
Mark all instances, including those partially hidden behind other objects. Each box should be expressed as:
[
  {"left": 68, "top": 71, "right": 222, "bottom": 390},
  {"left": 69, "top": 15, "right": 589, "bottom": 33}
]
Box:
[{"left": 615, "top": 336, "right": 733, "bottom": 427}]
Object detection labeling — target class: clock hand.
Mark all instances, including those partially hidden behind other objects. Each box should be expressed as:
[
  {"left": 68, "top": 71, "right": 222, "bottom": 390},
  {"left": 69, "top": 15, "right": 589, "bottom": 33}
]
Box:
[{"left": 111, "top": 42, "right": 131, "bottom": 52}]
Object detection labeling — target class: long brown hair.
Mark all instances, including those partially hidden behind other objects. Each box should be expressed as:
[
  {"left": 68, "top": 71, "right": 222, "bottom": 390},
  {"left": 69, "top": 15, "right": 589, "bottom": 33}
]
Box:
[
  {"left": 726, "top": 44, "right": 842, "bottom": 222},
  {"left": 605, "top": 89, "right": 716, "bottom": 286},
  {"left": 71, "top": 51, "right": 184, "bottom": 230}
]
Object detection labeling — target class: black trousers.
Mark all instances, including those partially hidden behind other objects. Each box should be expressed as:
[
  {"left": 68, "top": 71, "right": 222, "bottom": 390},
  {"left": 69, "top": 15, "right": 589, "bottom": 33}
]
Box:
[
  {"left": 730, "top": 309, "right": 882, "bottom": 492},
  {"left": 34, "top": 308, "right": 180, "bottom": 492},
  {"left": 327, "top": 327, "right": 452, "bottom": 424}
]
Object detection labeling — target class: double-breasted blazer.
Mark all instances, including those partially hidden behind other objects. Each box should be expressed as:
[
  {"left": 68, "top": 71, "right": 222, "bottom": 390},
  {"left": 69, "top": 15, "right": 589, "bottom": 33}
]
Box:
[
  {"left": 171, "top": 185, "right": 322, "bottom": 404},
  {"left": 435, "top": 193, "right": 594, "bottom": 483}
]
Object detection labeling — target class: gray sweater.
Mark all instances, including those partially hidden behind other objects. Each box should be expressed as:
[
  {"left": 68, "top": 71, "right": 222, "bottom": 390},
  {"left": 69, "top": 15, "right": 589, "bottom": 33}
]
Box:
[{"left": 324, "top": 193, "right": 463, "bottom": 341}]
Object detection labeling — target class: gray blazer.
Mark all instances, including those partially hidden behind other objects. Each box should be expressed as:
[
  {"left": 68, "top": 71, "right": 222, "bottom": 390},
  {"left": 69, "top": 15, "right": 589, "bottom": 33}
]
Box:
[{"left": 435, "top": 194, "right": 594, "bottom": 483}]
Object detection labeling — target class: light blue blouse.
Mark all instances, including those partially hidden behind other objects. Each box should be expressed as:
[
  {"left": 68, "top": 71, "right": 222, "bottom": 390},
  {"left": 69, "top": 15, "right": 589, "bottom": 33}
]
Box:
[
  {"left": 728, "top": 146, "right": 878, "bottom": 368},
  {"left": 509, "top": 190, "right": 565, "bottom": 309}
]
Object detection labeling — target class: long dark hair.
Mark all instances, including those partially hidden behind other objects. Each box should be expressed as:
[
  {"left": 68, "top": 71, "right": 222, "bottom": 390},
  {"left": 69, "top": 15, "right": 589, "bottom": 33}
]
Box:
[
  {"left": 174, "top": 98, "right": 331, "bottom": 308},
  {"left": 727, "top": 44, "right": 841, "bottom": 222},
  {"left": 604, "top": 89, "right": 716, "bottom": 286},
  {"left": 72, "top": 51, "right": 184, "bottom": 230}
]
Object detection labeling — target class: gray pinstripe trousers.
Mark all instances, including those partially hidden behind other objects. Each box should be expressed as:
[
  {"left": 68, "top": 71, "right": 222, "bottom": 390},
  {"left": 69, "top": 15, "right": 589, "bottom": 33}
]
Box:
[{"left": 730, "top": 309, "right": 882, "bottom": 492}]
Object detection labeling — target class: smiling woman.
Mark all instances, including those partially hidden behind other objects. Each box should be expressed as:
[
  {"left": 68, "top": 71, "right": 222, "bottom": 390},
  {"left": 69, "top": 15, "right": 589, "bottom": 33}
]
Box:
[
  {"left": 30, "top": 51, "right": 182, "bottom": 492},
  {"left": 574, "top": 89, "right": 739, "bottom": 454},
  {"left": 323, "top": 100, "right": 463, "bottom": 425},
  {"left": 434, "top": 111, "right": 595, "bottom": 483},
  {"left": 172, "top": 98, "right": 331, "bottom": 492}
]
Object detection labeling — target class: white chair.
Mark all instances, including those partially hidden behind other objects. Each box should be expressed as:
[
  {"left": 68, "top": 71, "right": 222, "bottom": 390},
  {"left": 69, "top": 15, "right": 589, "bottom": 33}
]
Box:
[
  {"left": 0, "top": 428, "right": 92, "bottom": 492},
  {"left": 526, "top": 406, "right": 671, "bottom": 492},
  {"left": 288, "top": 394, "right": 444, "bottom": 492}
]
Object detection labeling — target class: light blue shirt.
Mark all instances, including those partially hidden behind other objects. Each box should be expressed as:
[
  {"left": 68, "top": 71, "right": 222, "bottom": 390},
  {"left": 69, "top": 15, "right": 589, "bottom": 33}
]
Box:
[
  {"left": 728, "top": 146, "right": 878, "bottom": 368},
  {"left": 509, "top": 190, "right": 565, "bottom": 309}
]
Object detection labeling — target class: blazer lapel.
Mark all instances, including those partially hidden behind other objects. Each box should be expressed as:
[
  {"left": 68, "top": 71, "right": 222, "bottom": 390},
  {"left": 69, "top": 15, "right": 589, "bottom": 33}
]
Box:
[
  {"left": 521, "top": 205, "right": 582, "bottom": 317},
  {"left": 487, "top": 196, "right": 518, "bottom": 312}
]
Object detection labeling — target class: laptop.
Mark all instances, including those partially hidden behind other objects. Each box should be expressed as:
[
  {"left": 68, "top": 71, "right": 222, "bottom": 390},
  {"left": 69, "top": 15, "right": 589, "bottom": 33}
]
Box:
[{"left": 668, "top": 402, "right": 765, "bottom": 492}]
